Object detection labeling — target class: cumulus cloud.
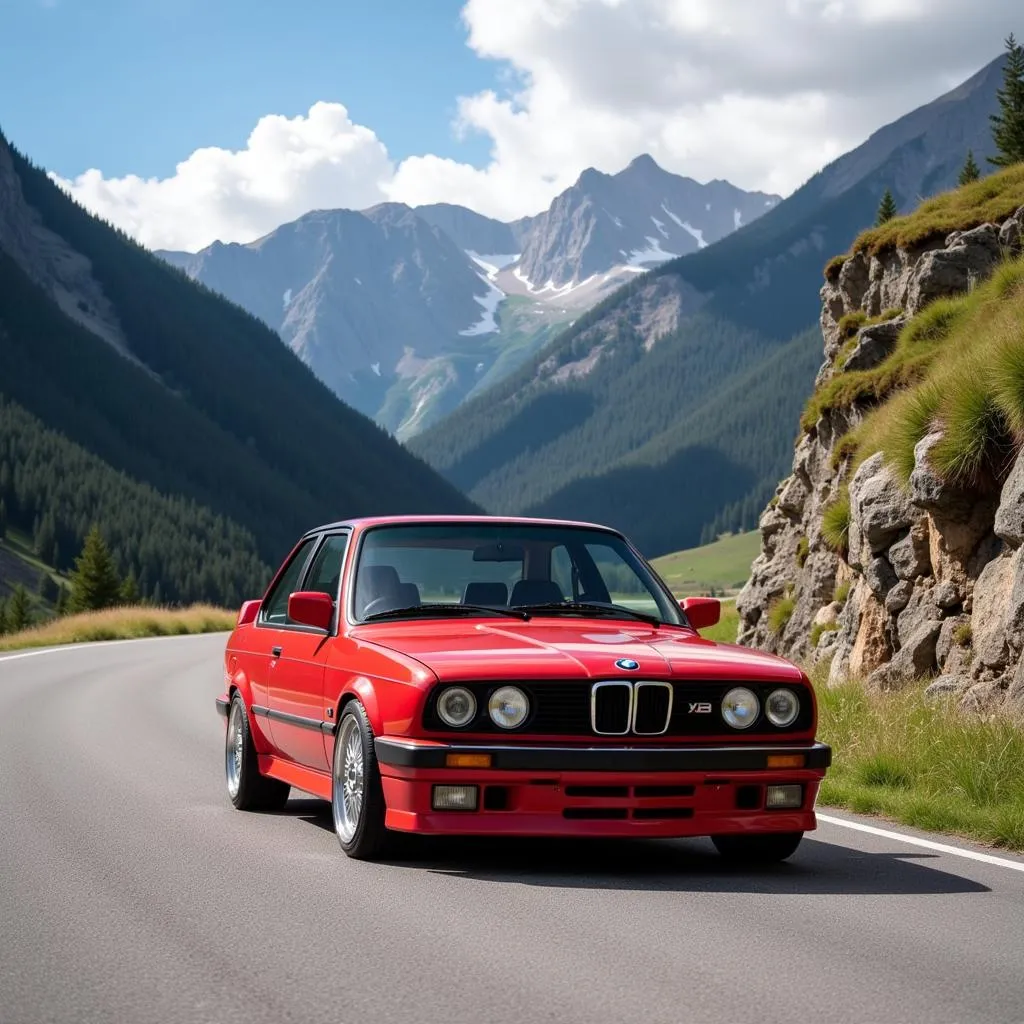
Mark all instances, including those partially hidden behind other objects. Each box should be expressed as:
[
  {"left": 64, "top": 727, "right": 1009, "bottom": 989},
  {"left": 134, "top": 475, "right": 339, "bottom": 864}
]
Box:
[
  {"left": 55, "top": 0, "right": 1020, "bottom": 249},
  {"left": 54, "top": 103, "right": 393, "bottom": 251}
]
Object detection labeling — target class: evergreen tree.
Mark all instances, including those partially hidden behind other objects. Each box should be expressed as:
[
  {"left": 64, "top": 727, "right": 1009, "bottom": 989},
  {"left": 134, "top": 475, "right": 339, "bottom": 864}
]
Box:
[
  {"left": 55, "top": 585, "right": 69, "bottom": 618},
  {"left": 0, "top": 498, "right": 7, "bottom": 540},
  {"left": 8, "top": 585, "right": 32, "bottom": 632},
  {"left": 119, "top": 570, "right": 141, "bottom": 606},
  {"left": 37, "top": 570, "right": 58, "bottom": 604},
  {"left": 68, "top": 525, "right": 122, "bottom": 612},
  {"left": 876, "top": 189, "right": 898, "bottom": 225},
  {"left": 0, "top": 598, "right": 7, "bottom": 635},
  {"left": 990, "top": 34, "right": 1024, "bottom": 167},
  {"left": 958, "top": 150, "right": 981, "bottom": 186}
]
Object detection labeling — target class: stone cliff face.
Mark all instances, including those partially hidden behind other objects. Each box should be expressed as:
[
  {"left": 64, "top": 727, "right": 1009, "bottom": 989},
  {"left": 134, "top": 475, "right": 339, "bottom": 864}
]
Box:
[{"left": 737, "top": 206, "right": 1024, "bottom": 712}]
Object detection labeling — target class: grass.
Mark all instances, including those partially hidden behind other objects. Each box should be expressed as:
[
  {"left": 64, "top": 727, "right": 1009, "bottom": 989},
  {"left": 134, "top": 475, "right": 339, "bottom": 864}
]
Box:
[
  {"left": 833, "top": 580, "right": 851, "bottom": 605},
  {"left": 0, "top": 604, "right": 235, "bottom": 651},
  {"left": 810, "top": 620, "right": 839, "bottom": 647},
  {"left": 796, "top": 535, "right": 809, "bottom": 568},
  {"left": 826, "top": 163, "right": 1024, "bottom": 277},
  {"left": 953, "top": 621, "right": 973, "bottom": 648},
  {"left": 817, "top": 678, "right": 1024, "bottom": 850},
  {"left": 821, "top": 490, "right": 851, "bottom": 553},
  {"left": 697, "top": 600, "right": 739, "bottom": 644},
  {"left": 651, "top": 531, "right": 760, "bottom": 597},
  {"left": 767, "top": 593, "right": 796, "bottom": 634}
]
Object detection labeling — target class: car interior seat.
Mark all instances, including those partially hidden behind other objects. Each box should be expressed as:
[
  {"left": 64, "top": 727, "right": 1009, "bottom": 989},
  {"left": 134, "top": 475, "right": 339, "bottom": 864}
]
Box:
[
  {"left": 509, "top": 579, "right": 564, "bottom": 607},
  {"left": 463, "top": 581, "right": 509, "bottom": 606}
]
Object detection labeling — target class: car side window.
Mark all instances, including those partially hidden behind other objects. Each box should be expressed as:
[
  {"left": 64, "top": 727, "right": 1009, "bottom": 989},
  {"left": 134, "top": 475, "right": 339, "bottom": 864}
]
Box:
[
  {"left": 260, "top": 538, "right": 317, "bottom": 626},
  {"left": 304, "top": 534, "right": 349, "bottom": 600}
]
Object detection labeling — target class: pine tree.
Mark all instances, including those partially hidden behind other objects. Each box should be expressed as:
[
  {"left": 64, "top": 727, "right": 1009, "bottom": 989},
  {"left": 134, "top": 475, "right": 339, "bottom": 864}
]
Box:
[
  {"left": 119, "top": 570, "right": 141, "bottom": 606},
  {"left": 989, "top": 34, "right": 1024, "bottom": 167},
  {"left": 55, "top": 585, "right": 69, "bottom": 618},
  {"left": 68, "top": 525, "right": 122, "bottom": 613},
  {"left": 8, "top": 585, "right": 32, "bottom": 633},
  {"left": 958, "top": 150, "right": 981, "bottom": 186},
  {"left": 0, "top": 498, "right": 7, "bottom": 540},
  {"left": 0, "top": 598, "right": 8, "bottom": 635},
  {"left": 876, "top": 189, "right": 898, "bottom": 225},
  {"left": 37, "top": 570, "right": 58, "bottom": 604}
]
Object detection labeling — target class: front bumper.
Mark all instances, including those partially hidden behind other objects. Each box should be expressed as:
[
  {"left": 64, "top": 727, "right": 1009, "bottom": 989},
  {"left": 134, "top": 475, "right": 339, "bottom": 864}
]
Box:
[{"left": 375, "top": 739, "right": 830, "bottom": 837}]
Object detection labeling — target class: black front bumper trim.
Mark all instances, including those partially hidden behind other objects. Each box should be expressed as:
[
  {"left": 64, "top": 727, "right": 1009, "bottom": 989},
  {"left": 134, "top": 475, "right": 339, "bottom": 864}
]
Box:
[{"left": 374, "top": 739, "right": 832, "bottom": 773}]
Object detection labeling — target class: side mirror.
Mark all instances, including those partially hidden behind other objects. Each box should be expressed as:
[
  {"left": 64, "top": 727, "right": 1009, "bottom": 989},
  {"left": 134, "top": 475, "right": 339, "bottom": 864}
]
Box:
[
  {"left": 237, "top": 600, "right": 261, "bottom": 626},
  {"left": 288, "top": 591, "right": 335, "bottom": 631},
  {"left": 681, "top": 596, "right": 721, "bottom": 630}
]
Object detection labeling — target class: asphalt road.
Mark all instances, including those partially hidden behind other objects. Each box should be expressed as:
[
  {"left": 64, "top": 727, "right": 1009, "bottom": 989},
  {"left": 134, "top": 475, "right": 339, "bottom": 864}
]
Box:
[{"left": 2, "top": 634, "right": 1024, "bottom": 1024}]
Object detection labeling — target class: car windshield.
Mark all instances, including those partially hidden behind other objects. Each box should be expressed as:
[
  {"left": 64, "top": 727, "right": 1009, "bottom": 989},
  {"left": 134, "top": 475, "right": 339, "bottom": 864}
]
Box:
[{"left": 350, "top": 523, "right": 683, "bottom": 625}]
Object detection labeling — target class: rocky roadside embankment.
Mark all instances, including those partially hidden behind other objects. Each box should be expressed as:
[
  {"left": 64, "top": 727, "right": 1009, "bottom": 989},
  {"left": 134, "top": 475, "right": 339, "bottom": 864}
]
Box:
[{"left": 737, "top": 206, "right": 1024, "bottom": 712}]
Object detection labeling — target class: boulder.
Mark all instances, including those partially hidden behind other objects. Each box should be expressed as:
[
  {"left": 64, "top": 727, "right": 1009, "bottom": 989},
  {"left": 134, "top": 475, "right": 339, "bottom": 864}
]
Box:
[
  {"left": 971, "top": 553, "right": 1016, "bottom": 671},
  {"left": 960, "top": 677, "right": 1008, "bottom": 714},
  {"left": 924, "top": 675, "right": 972, "bottom": 700},
  {"left": 933, "top": 579, "right": 962, "bottom": 610},
  {"left": 896, "top": 587, "right": 941, "bottom": 649},
  {"left": 888, "top": 520, "right": 931, "bottom": 580},
  {"left": 777, "top": 474, "right": 809, "bottom": 516},
  {"left": 864, "top": 556, "right": 897, "bottom": 600},
  {"left": 906, "top": 224, "right": 1001, "bottom": 314},
  {"left": 936, "top": 614, "right": 971, "bottom": 668},
  {"left": 994, "top": 449, "right": 1024, "bottom": 548},
  {"left": 997, "top": 206, "right": 1024, "bottom": 253},
  {"left": 839, "top": 317, "right": 906, "bottom": 373},
  {"left": 849, "top": 593, "right": 892, "bottom": 680},
  {"left": 884, "top": 579, "right": 914, "bottom": 615},
  {"left": 909, "top": 432, "right": 965, "bottom": 516},
  {"left": 849, "top": 452, "right": 914, "bottom": 553},
  {"left": 837, "top": 252, "right": 870, "bottom": 314},
  {"left": 870, "top": 619, "right": 941, "bottom": 689}
]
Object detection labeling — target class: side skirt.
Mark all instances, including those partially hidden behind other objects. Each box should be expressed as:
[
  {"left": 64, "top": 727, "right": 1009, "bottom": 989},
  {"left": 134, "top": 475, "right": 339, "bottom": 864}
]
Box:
[{"left": 257, "top": 754, "right": 333, "bottom": 802}]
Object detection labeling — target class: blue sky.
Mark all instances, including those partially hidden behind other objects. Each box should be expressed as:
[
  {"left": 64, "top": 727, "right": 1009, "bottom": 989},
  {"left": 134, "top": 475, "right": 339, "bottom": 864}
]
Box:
[
  {"left": 2, "top": 0, "right": 494, "bottom": 179},
  {"left": 9, "top": 0, "right": 1014, "bottom": 252}
]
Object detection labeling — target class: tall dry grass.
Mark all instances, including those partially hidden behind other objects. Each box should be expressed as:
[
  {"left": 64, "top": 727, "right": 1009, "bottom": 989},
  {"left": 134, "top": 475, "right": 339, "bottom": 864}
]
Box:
[{"left": 0, "top": 604, "right": 235, "bottom": 652}]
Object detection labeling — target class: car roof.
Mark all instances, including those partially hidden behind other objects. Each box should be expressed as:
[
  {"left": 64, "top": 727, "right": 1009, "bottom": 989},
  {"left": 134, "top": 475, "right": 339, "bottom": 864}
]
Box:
[{"left": 301, "top": 514, "right": 622, "bottom": 539}]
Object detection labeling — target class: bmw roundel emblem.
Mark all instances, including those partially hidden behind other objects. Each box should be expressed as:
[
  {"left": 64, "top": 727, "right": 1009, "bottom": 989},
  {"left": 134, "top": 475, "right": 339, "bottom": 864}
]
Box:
[{"left": 615, "top": 658, "right": 639, "bottom": 671}]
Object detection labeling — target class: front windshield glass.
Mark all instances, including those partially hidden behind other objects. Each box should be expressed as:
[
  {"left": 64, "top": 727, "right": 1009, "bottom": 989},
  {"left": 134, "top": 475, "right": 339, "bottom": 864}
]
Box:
[{"left": 351, "top": 523, "right": 683, "bottom": 625}]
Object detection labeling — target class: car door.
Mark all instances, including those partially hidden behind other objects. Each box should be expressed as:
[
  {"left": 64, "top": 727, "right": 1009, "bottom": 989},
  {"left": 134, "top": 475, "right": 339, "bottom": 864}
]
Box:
[{"left": 266, "top": 532, "right": 350, "bottom": 771}]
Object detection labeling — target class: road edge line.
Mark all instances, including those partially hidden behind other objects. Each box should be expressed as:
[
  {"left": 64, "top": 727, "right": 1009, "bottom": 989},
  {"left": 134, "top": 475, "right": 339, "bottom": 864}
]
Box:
[
  {"left": 0, "top": 631, "right": 227, "bottom": 664},
  {"left": 817, "top": 812, "right": 1024, "bottom": 873}
]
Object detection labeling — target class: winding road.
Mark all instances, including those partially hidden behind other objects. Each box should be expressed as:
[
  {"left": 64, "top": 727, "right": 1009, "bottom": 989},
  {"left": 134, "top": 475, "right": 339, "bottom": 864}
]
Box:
[{"left": 2, "top": 633, "right": 1023, "bottom": 1024}]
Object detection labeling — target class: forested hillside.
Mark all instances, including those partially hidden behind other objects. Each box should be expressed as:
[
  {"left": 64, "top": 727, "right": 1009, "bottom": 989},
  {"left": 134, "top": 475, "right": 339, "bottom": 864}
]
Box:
[
  {"left": 410, "top": 55, "right": 1004, "bottom": 556},
  {"left": 0, "top": 132, "right": 476, "bottom": 607}
]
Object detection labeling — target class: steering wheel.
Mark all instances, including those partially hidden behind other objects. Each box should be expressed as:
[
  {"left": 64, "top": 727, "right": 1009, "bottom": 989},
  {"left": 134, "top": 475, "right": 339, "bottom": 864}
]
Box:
[{"left": 361, "top": 595, "right": 405, "bottom": 618}]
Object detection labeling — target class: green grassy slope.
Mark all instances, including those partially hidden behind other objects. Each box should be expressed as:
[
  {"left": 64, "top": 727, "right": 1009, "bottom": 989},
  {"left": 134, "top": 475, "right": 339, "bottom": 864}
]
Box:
[{"left": 651, "top": 531, "right": 760, "bottom": 597}]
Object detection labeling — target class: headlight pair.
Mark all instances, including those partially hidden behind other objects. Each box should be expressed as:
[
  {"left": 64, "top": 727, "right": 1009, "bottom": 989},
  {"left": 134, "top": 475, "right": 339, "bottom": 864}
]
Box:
[
  {"left": 436, "top": 686, "right": 530, "bottom": 730},
  {"left": 721, "top": 687, "right": 800, "bottom": 729}
]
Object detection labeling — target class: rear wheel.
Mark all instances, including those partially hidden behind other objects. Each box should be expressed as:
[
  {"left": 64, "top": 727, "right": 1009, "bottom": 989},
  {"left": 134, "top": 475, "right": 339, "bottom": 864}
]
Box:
[
  {"left": 225, "top": 695, "right": 290, "bottom": 811},
  {"left": 711, "top": 831, "right": 804, "bottom": 864},
  {"left": 332, "top": 702, "right": 389, "bottom": 859}
]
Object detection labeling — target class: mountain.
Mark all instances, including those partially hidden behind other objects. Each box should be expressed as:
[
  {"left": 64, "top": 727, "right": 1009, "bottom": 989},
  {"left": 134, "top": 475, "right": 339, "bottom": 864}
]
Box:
[
  {"left": 159, "top": 157, "right": 778, "bottom": 438},
  {"left": 0, "top": 129, "right": 476, "bottom": 608},
  {"left": 409, "top": 54, "right": 1006, "bottom": 558}
]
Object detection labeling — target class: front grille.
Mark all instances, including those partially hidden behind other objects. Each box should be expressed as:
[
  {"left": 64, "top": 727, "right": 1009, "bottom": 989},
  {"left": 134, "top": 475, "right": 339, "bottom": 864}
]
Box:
[
  {"left": 591, "top": 681, "right": 632, "bottom": 735},
  {"left": 633, "top": 682, "right": 672, "bottom": 735},
  {"left": 423, "top": 681, "right": 813, "bottom": 736}
]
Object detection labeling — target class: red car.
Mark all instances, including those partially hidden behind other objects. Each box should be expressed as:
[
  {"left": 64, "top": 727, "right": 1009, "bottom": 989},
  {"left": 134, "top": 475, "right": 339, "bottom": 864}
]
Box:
[{"left": 216, "top": 516, "right": 830, "bottom": 861}]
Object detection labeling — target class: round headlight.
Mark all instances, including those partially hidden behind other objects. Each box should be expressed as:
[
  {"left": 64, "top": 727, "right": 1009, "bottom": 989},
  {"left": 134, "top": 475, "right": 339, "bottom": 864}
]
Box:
[
  {"left": 436, "top": 687, "right": 477, "bottom": 728},
  {"left": 488, "top": 686, "right": 530, "bottom": 729},
  {"left": 765, "top": 688, "right": 800, "bottom": 727},
  {"left": 721, "top": 687, "right": 759, "bottom": 729}
]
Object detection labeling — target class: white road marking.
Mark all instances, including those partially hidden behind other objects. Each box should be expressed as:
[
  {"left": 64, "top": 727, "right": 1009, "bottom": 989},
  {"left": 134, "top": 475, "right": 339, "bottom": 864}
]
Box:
[
  {"left": 818, "top": 812, "right": 1024, "bottom": 874},
  {"left": 0, "top": 632, "right": 223, "bottom": 664}
]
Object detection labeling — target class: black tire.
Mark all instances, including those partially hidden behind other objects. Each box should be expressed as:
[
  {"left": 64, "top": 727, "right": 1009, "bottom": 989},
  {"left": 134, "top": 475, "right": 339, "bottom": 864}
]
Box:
[
  {"left": 225, "top": 694, "right": 290, "bottom": 811},
  {"left": 711, "top": 831, "right": 804, "bottom": 864},
  {"left": 331, "top": 702, "right": 389, "bottom": 859}
]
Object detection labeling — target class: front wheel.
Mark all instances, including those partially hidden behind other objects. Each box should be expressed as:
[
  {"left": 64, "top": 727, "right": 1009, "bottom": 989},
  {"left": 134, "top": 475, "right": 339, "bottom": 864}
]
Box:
[
  {"left": 332, "top": 702, "right": 389, "bottom": 859},
  {"left": 225, "top": 695, "right": 290, "bottom": 811},
  {"left": 711, "top": 831, "right": 804, "bottom": 864}
]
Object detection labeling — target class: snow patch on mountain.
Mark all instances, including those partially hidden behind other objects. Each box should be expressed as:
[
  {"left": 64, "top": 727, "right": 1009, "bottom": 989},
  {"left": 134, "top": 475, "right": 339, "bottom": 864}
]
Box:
[
  {"left": 680, "top": 222, "right": 707, "bottom": 249},
  {"left": 627, "top": 237, "right": 680, "bottom": 266},
  {"left": 734, "top": 209, "right": 743, "bottom": 230},
  {"left": 282, "top": 288, "right": 292, "bottom": 308},
  {"left": 460, "top": 273, "right": 505, "bottom": 336},
  {"left": 466, "top": 251, "right": 519, "bottom": 281},
  {"left": 650, "top": 215, "right": 669, "bottom": 239}
]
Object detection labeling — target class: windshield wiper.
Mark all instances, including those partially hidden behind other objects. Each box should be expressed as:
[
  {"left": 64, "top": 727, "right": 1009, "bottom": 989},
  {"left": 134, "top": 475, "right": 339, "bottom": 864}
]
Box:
[
  {"left": 361, "top": 603, "right": 531, "bottom": 623},
  {"left": 512, "top": 601, "right": 662, "bottom": 627}
]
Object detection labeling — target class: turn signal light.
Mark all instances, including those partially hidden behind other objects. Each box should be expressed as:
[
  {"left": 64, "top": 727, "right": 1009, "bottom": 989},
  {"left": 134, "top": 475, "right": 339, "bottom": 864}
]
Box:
[
  {"left": 766, "top": 754, "right": 806, "bottom": 769},
  {"left": 445, "top": 753, "right": 492, "bottom": 769}
]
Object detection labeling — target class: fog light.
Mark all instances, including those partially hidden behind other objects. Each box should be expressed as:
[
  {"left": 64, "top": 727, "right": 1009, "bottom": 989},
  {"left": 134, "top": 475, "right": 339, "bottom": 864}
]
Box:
[
  {"left": 766, "top": 784, "right": 803, "bottom": 809},
  {"left": 432, "top": 785, "right": 479, "bottom": 811}
]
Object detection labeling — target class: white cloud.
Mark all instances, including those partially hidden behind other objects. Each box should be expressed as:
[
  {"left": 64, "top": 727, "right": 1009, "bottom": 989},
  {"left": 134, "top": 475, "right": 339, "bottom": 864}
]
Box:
[
  {"left": 54, "top": 0, "right": 1019, "bottom": 249},
  {"left": 53, "top": 103, "right": 393, "bottom": 251}
]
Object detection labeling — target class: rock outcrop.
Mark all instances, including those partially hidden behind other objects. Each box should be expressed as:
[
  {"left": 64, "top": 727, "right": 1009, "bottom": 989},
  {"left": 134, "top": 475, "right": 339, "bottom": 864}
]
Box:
[{"left": 737, "top": 206, "right": 1024, "bottom": 714}]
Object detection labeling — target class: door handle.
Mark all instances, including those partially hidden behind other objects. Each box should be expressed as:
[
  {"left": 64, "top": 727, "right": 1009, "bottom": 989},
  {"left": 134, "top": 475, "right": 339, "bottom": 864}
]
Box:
[{"left": 271, "top": 646, "right": 283, "bottom": 658}]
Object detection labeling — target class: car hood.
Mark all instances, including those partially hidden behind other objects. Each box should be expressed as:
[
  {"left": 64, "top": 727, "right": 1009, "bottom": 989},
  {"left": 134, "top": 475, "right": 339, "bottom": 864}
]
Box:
[{"left": 354, "top": 619, "right": 803, "bottom": 684}]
